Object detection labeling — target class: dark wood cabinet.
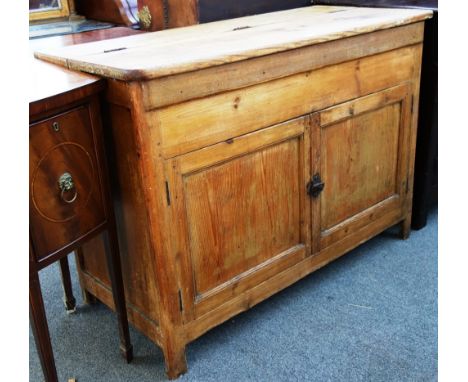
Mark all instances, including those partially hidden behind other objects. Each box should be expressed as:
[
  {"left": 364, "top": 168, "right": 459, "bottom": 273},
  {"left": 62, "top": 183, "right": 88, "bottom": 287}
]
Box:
[
  {"left": 197, "top": 0, "right": 311, "bottom": 23},
  {"left": 75, "top": 0, "right": 138, "bottom": 26},
  {"left": 412, "top": 9, "right": 437, "bottom": 229},
  {"left": 29, "top": 27, "right": 141, "bottom": 382},
  {"left": 29, "top": 94, "right": 133, "bottom": 382},
  {"left": 30, "top": 106, "right": 106, "bottom": 262},
  {"left": 136, "top": 0, "right": 310, "bottom": 30}
]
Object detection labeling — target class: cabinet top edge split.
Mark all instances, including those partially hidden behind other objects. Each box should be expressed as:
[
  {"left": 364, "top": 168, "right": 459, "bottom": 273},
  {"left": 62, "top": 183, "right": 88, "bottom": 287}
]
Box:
[{"left": 34, "top": 5, "right": 432, "bottom": 81}]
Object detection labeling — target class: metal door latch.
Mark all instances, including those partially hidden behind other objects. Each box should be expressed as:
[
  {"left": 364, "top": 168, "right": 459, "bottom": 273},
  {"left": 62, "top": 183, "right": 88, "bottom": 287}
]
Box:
[{"left": 307, "top": 173, "right": 324, "bottom": 198}]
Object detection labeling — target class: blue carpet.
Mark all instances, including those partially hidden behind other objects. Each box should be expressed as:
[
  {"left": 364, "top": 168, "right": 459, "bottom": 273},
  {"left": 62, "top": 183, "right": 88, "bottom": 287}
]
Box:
[{"left": 30, "top": 209, "right": 437, "bottom": 381}]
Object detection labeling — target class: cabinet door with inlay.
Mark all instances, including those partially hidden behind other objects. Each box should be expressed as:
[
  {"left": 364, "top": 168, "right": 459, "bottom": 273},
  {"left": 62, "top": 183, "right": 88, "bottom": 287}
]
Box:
[
  {"left": 29, "top": 106, "right": 106, "bottom": 262},
  {"left": 166, "top": 117, "right": 311, "bottom": 320},
  {"left": 311, "top": 84, "right": 413, "bottom": 250}
]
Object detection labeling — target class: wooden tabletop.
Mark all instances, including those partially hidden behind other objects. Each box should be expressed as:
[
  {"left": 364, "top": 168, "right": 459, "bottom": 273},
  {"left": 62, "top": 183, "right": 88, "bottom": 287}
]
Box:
[
  {"left": 30, "top": 27, "right": 142, "bottom": 116},
  {"left": 34, "top": 6, "right": 432, "bottom": 81}
]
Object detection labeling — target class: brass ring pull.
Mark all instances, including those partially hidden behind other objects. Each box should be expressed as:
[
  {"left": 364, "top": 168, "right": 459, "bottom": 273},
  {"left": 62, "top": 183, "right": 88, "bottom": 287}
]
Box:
[{"left": 58, "top": 172, "right": 78, "bottom": 204}]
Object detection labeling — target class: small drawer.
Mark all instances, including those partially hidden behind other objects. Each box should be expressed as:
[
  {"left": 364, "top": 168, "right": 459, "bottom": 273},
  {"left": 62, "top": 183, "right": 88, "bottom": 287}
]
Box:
[{"left": 29, "top": 106, "right": 106, "bottom": 262}]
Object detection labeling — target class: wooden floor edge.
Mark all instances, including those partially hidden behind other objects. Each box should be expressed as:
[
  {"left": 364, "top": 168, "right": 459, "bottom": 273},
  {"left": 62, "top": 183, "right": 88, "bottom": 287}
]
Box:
[
  {"left": 80, "top": 271, "right": 163, "bottom": 347},
  {"left": 182, "top": 211, "right": 405, "bottom": 344}
]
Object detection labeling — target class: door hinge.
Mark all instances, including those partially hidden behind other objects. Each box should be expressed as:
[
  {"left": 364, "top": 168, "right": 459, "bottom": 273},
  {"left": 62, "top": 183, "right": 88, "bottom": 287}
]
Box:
[
  {"left": 165, "top": 181, "right": 171, "bottom": 206},
  {"left": 411, "top": 95, "right": 414, "bottom": 114},
  {"left": 307, "top": 173, "right": 325, "bottom": 198},
  {"left": 178, "top": 289, "right": 184, "bottom": 312}
]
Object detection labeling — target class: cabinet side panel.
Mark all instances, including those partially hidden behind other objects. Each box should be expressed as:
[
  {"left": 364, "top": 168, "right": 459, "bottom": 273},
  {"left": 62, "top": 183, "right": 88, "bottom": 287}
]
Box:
[{"left": 79, "top": 104, "right": 161, "bottom": 325}]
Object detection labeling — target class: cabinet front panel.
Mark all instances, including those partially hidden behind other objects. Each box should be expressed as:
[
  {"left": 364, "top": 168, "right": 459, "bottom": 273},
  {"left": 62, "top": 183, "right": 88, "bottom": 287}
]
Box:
[
  {"left": 321, "top": 103, "right": 400, "bottom": 230},
  {"left": 29, "top": 106, "right": 106, "bottom": 261},
  {"left": 313, "top": 85, "right": 412, "bottom": 249},
  {"left": 167, "top": 117, "right": 311, "bottom": 318},
  {"left": 142, "top": 23, "right": 423, "bottom": 110},
  {"left": 186, "top": 138, "right": 301, "bottom": 295},
  {"left": 157, "top": 45, "right": 420, "bottom": 158}
]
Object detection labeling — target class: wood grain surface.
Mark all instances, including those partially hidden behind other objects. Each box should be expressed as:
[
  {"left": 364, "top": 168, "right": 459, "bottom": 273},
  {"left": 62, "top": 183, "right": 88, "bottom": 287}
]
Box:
[
  {"left": 33, "top": 6, "right": 431, "bottom": 80},
  {"left": 29, "top": 27, "right": 142, "bottom": 115},
  {"left": 139, "top": 22, "right": 423, "bottom": 110},
  {"left": 165, "top": 118, "right": 311, "bottom": 318},
  {"left": 61, "top": 9, "right": 428, "bottom": 379},
  {"left": 156, "top": 45, "right": 419, "bottom": 158}
]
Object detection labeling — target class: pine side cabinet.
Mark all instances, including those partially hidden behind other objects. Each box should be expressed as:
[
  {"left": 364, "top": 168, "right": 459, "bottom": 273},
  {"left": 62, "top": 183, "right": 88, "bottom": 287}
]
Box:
[{"left": 35, "top": 6, "right": 432, "bottom": 378}]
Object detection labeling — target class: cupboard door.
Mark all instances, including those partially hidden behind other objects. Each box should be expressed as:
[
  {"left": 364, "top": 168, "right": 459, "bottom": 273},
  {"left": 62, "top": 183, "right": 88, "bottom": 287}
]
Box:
[
  {"left": 311, "top": 84, "right": 412, "bottom": 250},
  {"left": 166, "top": 117, "right": 311, "bottom": 319}
]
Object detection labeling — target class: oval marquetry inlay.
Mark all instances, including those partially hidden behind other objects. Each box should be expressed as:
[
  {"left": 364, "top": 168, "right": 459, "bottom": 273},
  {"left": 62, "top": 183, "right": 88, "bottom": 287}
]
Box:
[{"left": 31, "top": 142, "right": 95, "bottom": 223}]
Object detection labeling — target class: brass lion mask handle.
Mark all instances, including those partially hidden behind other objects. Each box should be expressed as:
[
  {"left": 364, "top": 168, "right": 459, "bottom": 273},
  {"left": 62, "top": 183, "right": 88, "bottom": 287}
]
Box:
[{"left": 58, "top": 172, "right": 78, "bottom": 204}]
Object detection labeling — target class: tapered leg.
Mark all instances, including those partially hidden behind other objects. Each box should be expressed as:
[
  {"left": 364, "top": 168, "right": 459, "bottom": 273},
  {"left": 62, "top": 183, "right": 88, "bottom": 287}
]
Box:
[
  {"left": 400, "top": 216, "right": 411, "bottom": 240},
  {"left": 59, "top": 257, "right": 76, "bottom": 313},
  {"left": 30, "top": 272, "right": 58, "bottom": 382},
  {"left": 103, "top": 227, "right": 133, "bottom": 363},
  {"left": 162, "top": 337, "right": 188, "bottom": 380}
]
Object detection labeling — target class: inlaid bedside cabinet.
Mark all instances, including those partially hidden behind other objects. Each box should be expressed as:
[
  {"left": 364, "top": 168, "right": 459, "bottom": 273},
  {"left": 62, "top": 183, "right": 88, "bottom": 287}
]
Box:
[
  {"left": 35, "top": 6, "right": 432, "bottom": 379},
  {"left": 29, "top": 28, "right": 140, "bottom": 382}
]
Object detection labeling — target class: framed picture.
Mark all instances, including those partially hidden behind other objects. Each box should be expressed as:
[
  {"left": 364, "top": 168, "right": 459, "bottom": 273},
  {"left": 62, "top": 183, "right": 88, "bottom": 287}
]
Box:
[{"left": 29, "top": 0, "right": 70, "bottom": 21}]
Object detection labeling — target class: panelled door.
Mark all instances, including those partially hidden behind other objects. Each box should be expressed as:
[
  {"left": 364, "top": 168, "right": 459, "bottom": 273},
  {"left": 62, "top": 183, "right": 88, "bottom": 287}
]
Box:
[
  {"left": 310, "top": 84, "right": 413, "bottom": 250},
  {"left": 166, "top": 116, "right": 311, "bottom": 320}
]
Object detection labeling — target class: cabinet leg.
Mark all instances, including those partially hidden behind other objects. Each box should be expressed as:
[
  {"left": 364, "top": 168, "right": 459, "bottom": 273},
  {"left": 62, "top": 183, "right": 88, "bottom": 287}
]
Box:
[
  {"left": 59, "top": 257, "right": 76, "bottom": 313},
  {"left": 103, "top": 228, "right": 133, "bottom": 363},
  {"left": 400, "top": 217, "right": 411, "bottom": 240},
  {"left": 30, "top": 272, "right": 58, "bottom": 382},
  {"left": 74, "top": 249, "right": 97, "bottom": 305},
  {"left": 83, "top": 290, "right": 97, "bottom": 305},
  {"left": 162, "top": 338, "right": 188, "bottom": 380}
]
